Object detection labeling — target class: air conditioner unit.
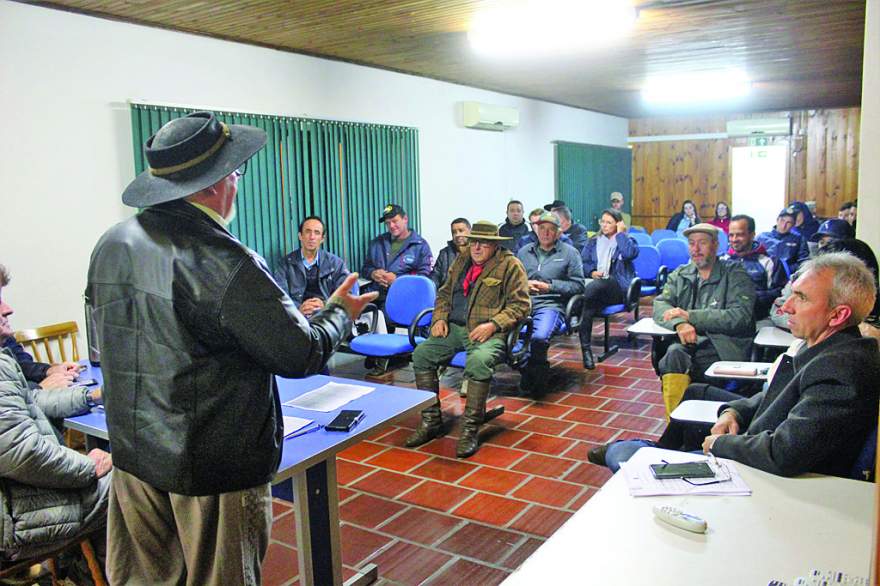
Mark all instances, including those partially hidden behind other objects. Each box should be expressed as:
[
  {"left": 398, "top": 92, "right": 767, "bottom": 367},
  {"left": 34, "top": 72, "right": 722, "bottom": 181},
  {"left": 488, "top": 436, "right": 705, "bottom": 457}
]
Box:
[
  {"left": 461, "top": 101, "right": 519, "bottom": 131},
  {"left": 726, "top": 118, "right": 791, "bottom": 137}
]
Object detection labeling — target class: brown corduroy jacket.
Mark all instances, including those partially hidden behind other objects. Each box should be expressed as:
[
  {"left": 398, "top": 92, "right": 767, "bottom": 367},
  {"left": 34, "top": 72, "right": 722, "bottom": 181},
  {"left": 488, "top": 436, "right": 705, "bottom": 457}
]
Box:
[{"left": 432, "top": 247, "right": 531, "bottom": 335}]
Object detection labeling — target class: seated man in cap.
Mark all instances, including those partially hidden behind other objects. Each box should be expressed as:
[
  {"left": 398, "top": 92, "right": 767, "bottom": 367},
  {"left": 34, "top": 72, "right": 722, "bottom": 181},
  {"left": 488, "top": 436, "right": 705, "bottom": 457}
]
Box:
[
  {"left": 591, "top": 252, "right": 880, "bottom": 478},
  {"left": 757, "top": 206, "right": 810, "bottom": 275},
  {"left": 517, "top": 212, "right": 585, "bottom": 393},
  {"left": 0, "top": 264, "right": 112, "bottom": 578},
  {"left": 431, "top": 217, "right": 471, "bottom": 289},
  {"left": 811, "top": 218, "right": 854, "bottom": 251},
  {"left": 653, "top": 224, "right": 755, "bottom": 417},
  {"left": 721, "top": 214, "right": 787, "bottom": 321},
  {"left": 362, "top": 203, "right": 433, "bottom": 310},
  {"left": 516, "top": 208, "right": 573, "bottom": 253},
  {"left": 609, "top": 192, "right": 631, "bottom": 227},
  {"left": 408, "top": 221, "right": 530, "bottom": 458},
  {"left": 274, "top": 215, "right": 351, "bottom": 319}
]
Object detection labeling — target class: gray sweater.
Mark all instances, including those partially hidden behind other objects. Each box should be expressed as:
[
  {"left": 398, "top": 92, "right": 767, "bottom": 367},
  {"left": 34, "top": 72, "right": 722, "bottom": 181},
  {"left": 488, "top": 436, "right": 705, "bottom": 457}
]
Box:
[
  {"left": 517, "top": 241, "right": 585, "bottom": 311},
  {"left": 712, "top": 327, "right": 880, "bottom": 477}
]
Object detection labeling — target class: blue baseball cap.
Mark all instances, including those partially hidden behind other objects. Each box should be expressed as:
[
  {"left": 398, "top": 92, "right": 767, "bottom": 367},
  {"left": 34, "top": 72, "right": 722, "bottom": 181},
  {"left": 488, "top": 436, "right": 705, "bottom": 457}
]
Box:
[{"left": 811, "top": 218, "right": 853, "bottom": 242}]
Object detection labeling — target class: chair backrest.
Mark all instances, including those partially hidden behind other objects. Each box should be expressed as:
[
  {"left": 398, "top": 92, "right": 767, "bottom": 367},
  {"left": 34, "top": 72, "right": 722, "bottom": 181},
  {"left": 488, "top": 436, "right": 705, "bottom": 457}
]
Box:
[
  {"left": 851, "top": 426, "right": 877, "bottom": 482},
  {"left": 633, "top": 245, "right": 661, "bottom": 281},
  {"left": 15, "top": 321, "right": 80, "bottom": 363},
  {"left": 384, "top": 275, "right": 436, "bottom": 327},
  {"left": 651, "top": 229, "right": 677, "bottom": 245},
  {"left": 628, "top": 226, "right": 646, "bottom": 234},
  {"left": 656, "top": 238, "right": 690, "bottom": 271},
  {"left": 716, "top": 231, "right": 729, "bottom": 255},
  {"left": 624, "top": 277, "right": 643, "bottom": 312},
  {"left": 631, "top": 232, "right": 653, "bottom": 246}
]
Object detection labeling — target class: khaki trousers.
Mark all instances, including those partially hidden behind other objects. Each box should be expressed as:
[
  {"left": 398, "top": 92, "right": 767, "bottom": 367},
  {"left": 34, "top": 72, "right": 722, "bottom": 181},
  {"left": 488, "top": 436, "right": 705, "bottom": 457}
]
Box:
[{"left": 107, "top": 468, "right": 272, "bottom": 586}]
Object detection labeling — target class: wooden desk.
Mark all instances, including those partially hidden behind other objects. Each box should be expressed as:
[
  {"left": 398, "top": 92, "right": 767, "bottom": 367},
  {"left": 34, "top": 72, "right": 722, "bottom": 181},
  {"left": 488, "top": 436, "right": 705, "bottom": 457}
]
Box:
[{"left": 504, "top": 449, "right": 872, "bottom": 585}]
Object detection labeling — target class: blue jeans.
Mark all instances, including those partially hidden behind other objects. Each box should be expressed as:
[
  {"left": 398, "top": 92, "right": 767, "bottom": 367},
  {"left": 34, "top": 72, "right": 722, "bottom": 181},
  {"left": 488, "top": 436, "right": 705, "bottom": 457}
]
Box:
[{"left": 527, "top": 308, "right": 563, "bottom": 367}]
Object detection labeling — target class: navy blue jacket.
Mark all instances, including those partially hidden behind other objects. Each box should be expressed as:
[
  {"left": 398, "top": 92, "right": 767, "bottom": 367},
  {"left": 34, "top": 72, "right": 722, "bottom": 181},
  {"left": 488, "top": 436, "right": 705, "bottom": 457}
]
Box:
[
  {"left": 721, "top": 242, "right": 787, "bottom": 319},
  {"left": 361, "top": 231, "right": 433, "bottom": 291},
  {"left": 756, "top": 229, "right": 810, "bottom": 275},
  {"left": 790, "top": 202, "right": 820, "bottom": 242},
  {"left": 515, "top": 231, "right": 573, "bottom": 254},
  {"left": 0, "top": 337, "right": 48, "bottom": 383},
  {"left": 430, "top": 241, "right": 461, "bottom": 289},
  {"left": 273, "top": 249, "right": 350, "bottom": 308},
  {"left": 581, "top": 232, "right": 639, "bottom": 293},
  {"left": 498, "top": 220, "right": 530, "bottom": 251},
  {"left": 564, "top": 222, "right": 589, "bottom": 252}
]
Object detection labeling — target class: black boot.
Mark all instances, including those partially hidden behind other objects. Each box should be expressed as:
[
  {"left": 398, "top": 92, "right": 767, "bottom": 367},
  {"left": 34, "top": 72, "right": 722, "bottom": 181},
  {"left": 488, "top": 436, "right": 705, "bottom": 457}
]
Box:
[
  {"left": 405, "top": 371, "right": 443, "bottom": 448},
  {"left": 579, "top": 326, "right": 596, "bottom": 370},
  {"left": 457, "top": 379, "right": 491, "bottom": 458}
]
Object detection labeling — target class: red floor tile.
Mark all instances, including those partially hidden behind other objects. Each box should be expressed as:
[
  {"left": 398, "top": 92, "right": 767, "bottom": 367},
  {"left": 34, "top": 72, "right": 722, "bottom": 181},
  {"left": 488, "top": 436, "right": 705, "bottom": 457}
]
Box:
[
  {"left": 339, "top": 524, "right": 392, "bottom": 567},
  {"left": 500, "top": 537, "right": 545, "bottom": 569},
  {"left": 262, "top": 542, "right": 298, "bottom": 586},
  {"left": 451, "top": 493, "right": 528, "bottom": 526},
  {"left": 517, "top": 415, "right": 575, "bottom": 435},
  {"left": 364, "top": 447, "right": 432, "bottom": 472},
  {"left": 600, "top": 398, "right": 651, "bottom": 415},
  {"left": 367, "top": 541, "right": 452, "bottom": 585},
  {"left": 630, "top": 377, "right": 662, "bottom": 391},
  {"left": 563, "top": 422, "right": 619, "bottom": 443},
  {"left": 563, "top": 462, "right": 614, "bottom": 487},
  {"left": 600, "top": 374, "right": 642, "bottom": 388},
  {"left": 595, "top": 386, "right": 642, "bottom": 400},
  {"left": 399, "top": 480, "right": 475, "bottom": 512},
  {"left": 558, "top": 393, "right": 607, "bottom": 409},
  {"left": 458, "top": 467, "right": 529, "bottom": 495},
  {"left": 490, "top": 396, "right": 534, "bottom": 412},
  {"left": 337, "top": 441, "right": 388, "bottom": 462},
  {"left": 511, "top": 454, "right": 575, "bottom": 479},
  {"left": 271, "top": 510, "right": 297, "bottom": 547},
  {"left": 637, "top": 390, "right": 664, "bottom": 405},
  {"left": 411, "top": 457, "right": 479, "bottom": 483},
  {"left": 336, "top": 460, "right": 376, "bottom": 486},
  {"left": 376, "top": 427, "right": 418, "bottom": 447},
  {"left": 339, "top": 493, "right": 406, "bottom": 528},
  {"left": 417, "top": 436, "right": 459, "bottom": 459},
  {"left": 508, "top": 504, "right": 573, "bottom": 538},
  {"left": 380, "top": 507, "right": 462, "bottom": 545},
  {"left": 426, "top": 559, "right": 510, "bottom": 585},
  {"left": 594, "top": 364, "right": 630, "bottom": 376},
  {"left": 350, "top": 469, "right": 422, "bottom": 499},
  {"left": 512, "top": 477, "right": 582, "bottom": 508},
  {"left": 562, "top": 407, "right": 613, "bottom": 426},
  {"left": 272, "top": 499, "right": 292, "bottom": 518},
  {"left": 338, "top": 486, "right": 357, "bottom": 502},
  {"left": 482, "top": 427, "right": 531, "bottom": 447},
  {"left": 464, "top": 444, "right": 527, "bottom": 468},
  {"left": 437, "top": 522, "right": 522, "bottom": 564},
  {"left": 644, "top": 404, "right": 667, "bottom": 419},
  {"left": 520, "top": 402, "right": 574, "bottom": 419},
  {"left": 512, "top": 433, "right": 576, "bottom": 456},
  {"left": 607, "top": 413, "right": 662, "bottom": 433},
  {"left": 561, "top": 440, "right": 596, "bottom": 461},
  {"left": 569, "top": 487, "right": 598, "bottom": 510}
]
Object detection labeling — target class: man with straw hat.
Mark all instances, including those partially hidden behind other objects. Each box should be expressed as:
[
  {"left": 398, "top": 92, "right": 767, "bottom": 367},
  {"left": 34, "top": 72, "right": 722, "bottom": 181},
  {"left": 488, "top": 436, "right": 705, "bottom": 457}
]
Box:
[
  {"left": 407, "top": 221, "right": 530, "bottom": 458},
  {"left": 87, "top": 111, "right": 376, "bottom": 585}
]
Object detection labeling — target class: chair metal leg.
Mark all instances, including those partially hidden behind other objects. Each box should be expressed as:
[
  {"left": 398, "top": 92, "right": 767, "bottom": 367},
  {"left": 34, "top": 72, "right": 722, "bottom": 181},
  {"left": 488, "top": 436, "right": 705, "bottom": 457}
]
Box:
[{"left": 598, "top": 316, "right": 619, "bottom": 362}]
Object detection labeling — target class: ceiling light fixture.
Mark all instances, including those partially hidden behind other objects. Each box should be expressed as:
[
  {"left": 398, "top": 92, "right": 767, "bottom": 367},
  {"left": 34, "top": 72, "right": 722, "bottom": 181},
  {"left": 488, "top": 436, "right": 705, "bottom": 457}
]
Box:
[
  {"left": 641, "top": 69, "right": 752, "bottom": 105},
  {"left": 469, "top": 0, "right": 637, "bottom": 57}
]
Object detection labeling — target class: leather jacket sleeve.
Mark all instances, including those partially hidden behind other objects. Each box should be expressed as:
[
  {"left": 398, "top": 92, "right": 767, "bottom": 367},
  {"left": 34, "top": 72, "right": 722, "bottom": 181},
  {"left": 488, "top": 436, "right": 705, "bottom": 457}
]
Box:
[{"left": 220, "top": 257, "right": 352, "bottom": 377}]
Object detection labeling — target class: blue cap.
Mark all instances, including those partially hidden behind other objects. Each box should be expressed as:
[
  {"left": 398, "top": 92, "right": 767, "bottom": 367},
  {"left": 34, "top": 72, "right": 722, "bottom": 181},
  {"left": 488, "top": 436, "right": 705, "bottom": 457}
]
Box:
[
  {"left": 811, "top": 218, "right": 853, "bottom": 242},
  {"left": 778, "top": 206, "right": 798, "bottom": 219}
]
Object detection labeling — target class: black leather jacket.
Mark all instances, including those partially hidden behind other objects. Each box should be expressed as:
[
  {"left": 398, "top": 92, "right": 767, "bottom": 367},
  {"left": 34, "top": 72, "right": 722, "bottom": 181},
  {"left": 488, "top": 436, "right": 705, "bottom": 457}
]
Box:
[{"left": 86, "top": 201, "right": 351, "bottom": 496}]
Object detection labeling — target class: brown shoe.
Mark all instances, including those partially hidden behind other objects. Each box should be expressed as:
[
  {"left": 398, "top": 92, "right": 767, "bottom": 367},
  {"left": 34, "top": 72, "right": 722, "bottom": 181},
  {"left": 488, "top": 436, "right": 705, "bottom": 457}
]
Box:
[{"left": 587, "top": 443, "right": 610, "bottom": 467}]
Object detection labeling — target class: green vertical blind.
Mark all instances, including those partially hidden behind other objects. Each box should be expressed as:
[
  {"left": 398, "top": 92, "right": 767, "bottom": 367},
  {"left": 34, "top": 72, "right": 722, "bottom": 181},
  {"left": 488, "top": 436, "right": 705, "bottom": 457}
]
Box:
[
  {"left": 130, "top": 104, "right": 420, "bottom": 273},
  {"left": 555, "top": 141, "right": 632, "bottom": 232}
]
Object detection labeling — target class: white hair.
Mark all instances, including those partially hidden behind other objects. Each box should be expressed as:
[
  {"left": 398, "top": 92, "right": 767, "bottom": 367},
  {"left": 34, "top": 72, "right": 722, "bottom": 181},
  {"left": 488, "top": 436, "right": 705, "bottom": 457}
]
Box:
[{"left": 800, "top": 252, "right": 877, "bottom": 325}]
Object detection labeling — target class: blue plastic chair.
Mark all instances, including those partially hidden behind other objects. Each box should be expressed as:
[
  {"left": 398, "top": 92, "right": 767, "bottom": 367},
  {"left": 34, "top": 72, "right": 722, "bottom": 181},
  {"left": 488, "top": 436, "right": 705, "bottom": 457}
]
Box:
[
  {"left": 631, "top": 232, "right": 653, "bottom": 246},
  {"left": 651, "top": 229, "right": 677, "bottom": 245},
  {"left": 568, "top": 278, "right": 642, "bottom": 363},
  {"left": 629, "top": 226, "right": 646, "bottom": 234},
  {"left": 632, "top": 245, "right": 668, "bottom": 320},
  {"left": 716, "top": 231, "right": 729, "bottom": 255},
  {"left": 656, "top": 238, "right": 690, "bottom": 271},
  {"left": 348, "top": 275, "right": 435, "bottom": 358}
]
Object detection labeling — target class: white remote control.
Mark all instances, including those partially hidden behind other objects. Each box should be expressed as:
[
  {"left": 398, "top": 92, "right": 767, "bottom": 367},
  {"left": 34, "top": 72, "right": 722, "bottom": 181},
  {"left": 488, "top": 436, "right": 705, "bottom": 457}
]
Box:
[{"left": 652, "top": 505, "right": 708, "bottom": 533}]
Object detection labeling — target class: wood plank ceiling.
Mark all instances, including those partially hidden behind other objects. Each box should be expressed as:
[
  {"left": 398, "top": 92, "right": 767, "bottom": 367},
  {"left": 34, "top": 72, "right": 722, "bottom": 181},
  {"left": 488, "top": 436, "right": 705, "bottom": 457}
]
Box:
[{"left": 28, "top": 0, "right": 866, "bottom": 118}]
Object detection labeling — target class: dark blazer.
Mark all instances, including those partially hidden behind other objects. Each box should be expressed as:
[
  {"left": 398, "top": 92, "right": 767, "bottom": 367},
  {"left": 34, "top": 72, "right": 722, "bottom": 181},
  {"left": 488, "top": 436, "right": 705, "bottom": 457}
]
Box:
[
  {"left": 430, "top": 241, "right": 460, "bottom": 289},
  {"left": 712, "top": 327, "right": 880, "bottom": 477}
]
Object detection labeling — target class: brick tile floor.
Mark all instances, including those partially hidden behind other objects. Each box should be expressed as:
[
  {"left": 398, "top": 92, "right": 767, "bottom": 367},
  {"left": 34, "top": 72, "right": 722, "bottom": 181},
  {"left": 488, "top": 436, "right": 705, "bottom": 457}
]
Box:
[{"left": 263, "top": 310, "right": 665, "bottom": 585}]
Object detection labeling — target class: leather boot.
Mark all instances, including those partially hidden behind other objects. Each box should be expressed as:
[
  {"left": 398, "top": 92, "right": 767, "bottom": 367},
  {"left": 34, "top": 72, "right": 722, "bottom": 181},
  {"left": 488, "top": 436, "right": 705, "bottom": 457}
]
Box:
[
  {"left": 661, "top": 373, "right": 691, "bottom": 420},
  {"left": 405, "top": 371, "right": 443, "bottom": 447},
  {"left": 457, "top": 379, "right": 491, "bottom": 458}
]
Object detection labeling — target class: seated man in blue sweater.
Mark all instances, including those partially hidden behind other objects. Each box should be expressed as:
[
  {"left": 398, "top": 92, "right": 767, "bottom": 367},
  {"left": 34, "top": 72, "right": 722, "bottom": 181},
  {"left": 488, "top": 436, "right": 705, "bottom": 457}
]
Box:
[
  {"left": 589, "top": 252, "right": 880, "bottom": 478},
  {"left": 757, "top": 206, "right": 809, "bottom": 276},
  {"left": 721, "top": 214, "right": 787, "bottom": 320}
]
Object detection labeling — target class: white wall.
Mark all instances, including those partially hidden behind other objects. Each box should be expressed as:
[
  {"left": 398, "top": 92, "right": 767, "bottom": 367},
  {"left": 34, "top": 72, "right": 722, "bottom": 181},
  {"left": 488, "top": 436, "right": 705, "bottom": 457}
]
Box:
[
  {"left": 0, "top": 1, "right": 626, "bottom": 337},
  {"left": 858, "top": 0, "right": 879, "bottom": 255}
]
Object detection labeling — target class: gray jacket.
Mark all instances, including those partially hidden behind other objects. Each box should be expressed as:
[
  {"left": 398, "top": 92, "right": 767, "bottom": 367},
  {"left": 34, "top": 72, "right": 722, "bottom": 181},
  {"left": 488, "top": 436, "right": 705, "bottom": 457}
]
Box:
[
  {"left": 517, "top": 241, "right": 585, "bottom": 311},
  {"left": 0, "top": 349, "right": 96, "bottom": 552},
  {"left": 713, "top": 327, "right": 880, "bottom": 477},
  {"left": 653, "top": 260, "right": 756, "bottom": 361}
]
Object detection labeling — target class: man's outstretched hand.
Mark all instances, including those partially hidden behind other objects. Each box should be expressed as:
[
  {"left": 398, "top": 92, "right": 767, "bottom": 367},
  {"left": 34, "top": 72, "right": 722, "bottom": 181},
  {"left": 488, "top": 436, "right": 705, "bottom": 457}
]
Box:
[{"left": 330, "top": 273, "right": 379, "bottom": 320}]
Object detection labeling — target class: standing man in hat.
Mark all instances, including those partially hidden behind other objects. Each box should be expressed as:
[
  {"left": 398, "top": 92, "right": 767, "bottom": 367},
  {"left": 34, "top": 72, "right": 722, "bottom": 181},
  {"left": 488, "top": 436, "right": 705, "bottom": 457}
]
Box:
[
  {"left": 362, "top": 203, "right": 433, "bottom": 308},
  {"left": 609, "top": 192, "right": 631, "bottom": 227},
  {"left": 87, "top": 112, "right": 377, "bottom": 585},
  {"left": 757, "top": 206, "right": 810, "bottom": 275},
  {"left": 653, "top": 223, "right": 756, "bottom": 417},
  {"left": 407, "top": 221, "right": 530, "bottom": 458}
]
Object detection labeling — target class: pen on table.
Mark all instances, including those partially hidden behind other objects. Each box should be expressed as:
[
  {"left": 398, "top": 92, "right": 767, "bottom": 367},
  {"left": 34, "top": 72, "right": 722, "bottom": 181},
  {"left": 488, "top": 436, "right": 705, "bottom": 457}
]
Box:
[{"left": 287, "top": 423, "right": 323, "bottom": 439}]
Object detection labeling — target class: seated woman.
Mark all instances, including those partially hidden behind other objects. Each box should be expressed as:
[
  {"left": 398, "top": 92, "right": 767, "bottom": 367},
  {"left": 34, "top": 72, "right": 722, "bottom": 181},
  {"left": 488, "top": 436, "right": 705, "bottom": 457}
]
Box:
[
  {"left": 708, "top": 201, "right": 731, "bottom": 234},
  {"left": 579, "top": 209, "right": 639, "bottom": 369},
  {"left": 666, "top": 199, "right": 700, "bottom": 235}
]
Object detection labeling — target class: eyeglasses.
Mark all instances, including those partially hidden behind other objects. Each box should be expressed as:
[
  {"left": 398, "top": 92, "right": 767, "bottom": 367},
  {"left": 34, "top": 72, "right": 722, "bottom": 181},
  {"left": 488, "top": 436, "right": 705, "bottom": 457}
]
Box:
[
  {"left": 234, "top": 161, "right": 248, "bottom": 177},
  {"left": 682, "top": 453, "right": 732, "bottom": 487}
]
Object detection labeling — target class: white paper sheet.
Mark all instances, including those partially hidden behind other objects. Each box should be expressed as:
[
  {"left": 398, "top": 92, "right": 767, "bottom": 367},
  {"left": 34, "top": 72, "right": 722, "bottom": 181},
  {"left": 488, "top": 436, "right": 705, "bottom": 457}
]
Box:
[
  {"left": 282, "top": 416, "right": 314, "bottom": 437},
  {"left": 283, "top": 381, "right": 375, "bottom": 412},
  {"left": 620, "top": 447, "right": 751, "bottom": 497}
]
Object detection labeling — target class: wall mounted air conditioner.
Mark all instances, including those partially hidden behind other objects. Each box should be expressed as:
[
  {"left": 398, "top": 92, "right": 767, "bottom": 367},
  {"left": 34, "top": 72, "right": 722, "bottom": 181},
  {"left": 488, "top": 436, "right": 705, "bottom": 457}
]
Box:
[
  {"left": 461, "top": 101, "right": 519, "bottom": 131},
  {"left": 726, "top": 117, "right": 791, "bottom": 137}
]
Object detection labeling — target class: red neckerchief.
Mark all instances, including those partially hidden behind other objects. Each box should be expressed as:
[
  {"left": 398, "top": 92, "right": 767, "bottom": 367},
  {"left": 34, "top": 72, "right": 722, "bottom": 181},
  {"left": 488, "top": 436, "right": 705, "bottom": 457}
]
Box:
[{"left": 462, "top": 264, "right": 484, "bottom": 296}]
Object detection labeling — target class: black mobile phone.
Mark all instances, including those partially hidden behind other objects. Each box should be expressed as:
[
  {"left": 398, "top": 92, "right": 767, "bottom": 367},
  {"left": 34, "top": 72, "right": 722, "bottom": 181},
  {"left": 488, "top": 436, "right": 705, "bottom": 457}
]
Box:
[
  {"left": 649, "top": 461, "right": 715, "bottom": 480},
  {"left": 77, "top": 378, "right": 100, "bottom": 387},
  {"left": 325, "top": 410, "right": 365, "bottom": 432}
]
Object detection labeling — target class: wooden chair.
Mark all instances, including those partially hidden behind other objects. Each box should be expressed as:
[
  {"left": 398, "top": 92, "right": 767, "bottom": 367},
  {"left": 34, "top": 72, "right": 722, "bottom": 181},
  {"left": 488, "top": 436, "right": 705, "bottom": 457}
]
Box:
[
  {"left": 14, "top": 321, "right": 80, "bottom": 364},
  {"left": 0, "top": 533, "right": 106, "bottom": 586}
]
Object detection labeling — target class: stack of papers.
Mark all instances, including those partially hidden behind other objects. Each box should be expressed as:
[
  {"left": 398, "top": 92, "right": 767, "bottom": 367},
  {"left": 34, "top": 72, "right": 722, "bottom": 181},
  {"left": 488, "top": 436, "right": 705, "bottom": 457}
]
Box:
[
  {"left": 283, "top": 381, "right": 375, "bottom": 412},
  {"left": 620, "top": 447, "right": 751, "bottom": 497},
  {"left": 282, "top": 416, "right": 314, "bottom": 437}
]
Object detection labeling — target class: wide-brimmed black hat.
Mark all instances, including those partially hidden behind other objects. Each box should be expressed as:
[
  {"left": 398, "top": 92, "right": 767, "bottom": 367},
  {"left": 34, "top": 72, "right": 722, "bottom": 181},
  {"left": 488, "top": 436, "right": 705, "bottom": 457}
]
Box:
[
  {"left": 544, "top": 200, "right": 566, "bottom": 211},
  {"left": 122, "top": 111, "right": 267, "bottom": 208}
]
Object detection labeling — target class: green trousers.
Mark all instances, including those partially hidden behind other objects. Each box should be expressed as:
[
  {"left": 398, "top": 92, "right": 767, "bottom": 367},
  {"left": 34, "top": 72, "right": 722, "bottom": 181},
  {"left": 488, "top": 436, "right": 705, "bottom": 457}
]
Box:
[{"left": 412, "top": 323, "right": 507, "bottom": 381}]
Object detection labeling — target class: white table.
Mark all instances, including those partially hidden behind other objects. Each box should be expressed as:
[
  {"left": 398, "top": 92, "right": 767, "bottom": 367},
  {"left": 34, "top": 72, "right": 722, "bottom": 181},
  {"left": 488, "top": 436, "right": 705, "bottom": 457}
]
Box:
[
  {"left": 627, "top": 317, "right": 676, "bottom": 337},
  {"left": 503, "top": 453, "right": 873, "bottom": 585},
  {"left": 704, "top": 361, "right": 772, "bottom": 380},
  {"left": 754, "top": 326, "right": 796, "bottom": 348},
  {"left": 670, "top": 400, "right": 726, "bottom": 424}
]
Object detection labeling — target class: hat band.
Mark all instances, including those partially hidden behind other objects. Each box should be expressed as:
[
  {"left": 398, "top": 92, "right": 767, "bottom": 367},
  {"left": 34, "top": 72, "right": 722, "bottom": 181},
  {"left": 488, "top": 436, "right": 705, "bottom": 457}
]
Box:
[{"left": 149, "top": 123, "right": 231, "bottom": 177}]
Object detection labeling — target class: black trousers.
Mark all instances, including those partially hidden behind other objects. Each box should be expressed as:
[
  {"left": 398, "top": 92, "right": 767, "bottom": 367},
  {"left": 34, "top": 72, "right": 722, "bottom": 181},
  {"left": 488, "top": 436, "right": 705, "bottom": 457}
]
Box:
[{"left": 579, "top": 278, "right": 625, "bottom": 347}]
